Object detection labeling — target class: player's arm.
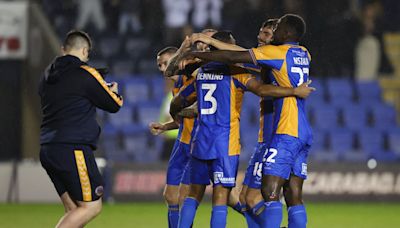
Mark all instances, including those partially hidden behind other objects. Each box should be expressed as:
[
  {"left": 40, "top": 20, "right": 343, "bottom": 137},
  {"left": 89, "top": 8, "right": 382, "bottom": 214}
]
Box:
[
  {"left": 184, "top": 50, "right": 253, "bottom": 65},
  {"left": 246, "top": 79, "right": 315, "bottom": 98},
  {"left": 191, "top": 33, "right": 246, "bottom": 51},
  {"left": 178, "top": 102, "right": 198, "bottom": 118},
  {"left": 165, "top": 36, "right": 192, "bottom": 77},
  {"left": 148, "top": 121, "right": 179, "bottom": 136},
  {"left": 170, "top": 83, "right": 197, "bottom": 120},
  {"left": 81, "top": 66, "right": 123, "bottom": 113}
]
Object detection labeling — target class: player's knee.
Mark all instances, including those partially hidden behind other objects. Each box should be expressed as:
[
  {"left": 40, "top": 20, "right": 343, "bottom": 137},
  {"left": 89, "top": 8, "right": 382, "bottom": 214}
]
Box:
[
  {"left": 163, "top": 189, "right": 179, "bottom": 205},
  {"left": 245, "top": 191, "right": 262, "bottom": 207},
  {"left": 261, "top": 185, "right": 280, "bottom": 202}
]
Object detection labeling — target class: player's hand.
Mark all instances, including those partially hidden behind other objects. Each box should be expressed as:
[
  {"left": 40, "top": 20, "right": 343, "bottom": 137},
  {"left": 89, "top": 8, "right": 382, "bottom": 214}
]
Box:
[
  {"left": 294, "top": 80, "right": 316, "bottom": 98},
  {"left": 109, "top": 82, "right": 119, "bottom": 94},
  {"left": 190, "top": 33, "right": 212, "bottom": 45},
  {"left": 178, "top": 36, "right": 192, "bottom": 54},
  {"left": 148, "top": 122, "right": 166, "bottom": 136}
]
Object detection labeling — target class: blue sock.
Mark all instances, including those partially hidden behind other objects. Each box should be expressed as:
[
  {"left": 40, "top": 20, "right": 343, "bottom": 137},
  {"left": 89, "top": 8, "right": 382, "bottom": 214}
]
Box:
[
  {"left": 263, "top": 201, "right": 283, "bottom": 228},
  {"left": 178, "top": 198, "right": 199, "bottom": 228},
  {"left": 243, "top": 204, "right": 260, "bottom": 228},
  {"left": 288, "top": 204, "right": 307, "bottom": 228},
  {"left": 231, "top": 202, "right": 244, "bottom": 216},
  {"left": 211, "top": 205, "right": 228, "bottom": 228},
  {"left": 251, "top": 200, "right": 267, "bottom": 226},
  {"left": 168, "top": 204, "right": 179, "bottom": 228}
]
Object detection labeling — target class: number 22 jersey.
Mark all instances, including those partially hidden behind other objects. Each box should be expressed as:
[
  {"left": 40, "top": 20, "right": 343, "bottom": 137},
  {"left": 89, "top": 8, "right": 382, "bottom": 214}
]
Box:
[{"left": 249, "top": 43, "right": 313, "bottom": 145}]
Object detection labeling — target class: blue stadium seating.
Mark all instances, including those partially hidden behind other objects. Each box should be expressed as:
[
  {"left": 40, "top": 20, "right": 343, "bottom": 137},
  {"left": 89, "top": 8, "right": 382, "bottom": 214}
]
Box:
[
  {"left": 136, "top": 102, "right": 162, "bottom": 127},
  {"left": 342, "top": 105, "right": 369, "bottom": 130},
  {"left": 326, "top": 78, "right": 354, "bottom": 105},
  {"left": 149, "top": 77, "right": 165, "bottom": 102},
  {"left": 313, "top": 106, "right": 340, "bottom": 130},
  {"left": 387, "top": 128, "right": 400, "bottom": 155},
  {"left": 122, "top": 78, "right": 150, "bottom": 104},
  {"left": 329, "top": 129, "right": 354, "bottom": 154},
  {"left": 370, "top": 104, "right": 397, "bottom": 130},
  {"left": 356, "top": 80, "right": 381, "bottom": 104},
  {"left": 108, "top": 104, "right": 134, "bottom": 127},
  {"left": 122, "top": 124, "right": 154, "bottom": 162}
]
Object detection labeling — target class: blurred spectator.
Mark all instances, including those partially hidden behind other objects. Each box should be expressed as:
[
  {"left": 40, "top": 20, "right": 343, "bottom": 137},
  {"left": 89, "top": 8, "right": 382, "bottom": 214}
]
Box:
[
  {"left": 119, "top": 0, "right": 143, "bottom": 34},
  {"left": 75, "top": 0, "right": 106, "bottom": 32},
  {"left": 192, "top": 0, "right": 223, "bottom": 30},
  {"left": 162, "top": 0, "right": 191, "bottom": 46},
  {"left": 355, "top": 0, "right": 393, "bottom": 80}
]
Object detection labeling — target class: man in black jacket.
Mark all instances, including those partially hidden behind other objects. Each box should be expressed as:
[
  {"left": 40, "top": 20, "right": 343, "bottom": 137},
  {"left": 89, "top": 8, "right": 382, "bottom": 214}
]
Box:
[{"left": 39, "top": 30, "right": 123, "bottom": 227}]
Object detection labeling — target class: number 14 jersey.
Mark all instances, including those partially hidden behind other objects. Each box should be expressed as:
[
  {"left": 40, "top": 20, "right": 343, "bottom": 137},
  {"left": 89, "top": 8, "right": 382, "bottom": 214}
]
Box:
[
  {"left": 249, "top": 42, "right": 313, "bottom": 145},
  {"left": 180, "top": 62, "right": 254, "bottom": 160}
]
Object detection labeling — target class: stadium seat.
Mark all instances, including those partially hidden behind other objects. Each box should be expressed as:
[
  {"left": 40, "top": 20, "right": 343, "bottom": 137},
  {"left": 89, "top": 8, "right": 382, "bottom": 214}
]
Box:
[
  {"left": 342, "top": 105, "right": 369, "bottom": 130},
  {"left": 370, "top": 104, "right": 397, "bottom": 130},
  {"left": 240, "top": 127, "right": 259, "bottom": 162},
  {"left": 149, "top": 77, "right": 165, "bottom": 101},
  {"left": 326, "top": 78, "right": 354, "bottom": 106},
  {"left": 310, "top": 128, "right": 326, "bottom": 152},
  {"left": 387, "top": 128, "right": 400, "bottom": 155},
  {"left": 313, "top": 106, "right": 340, "bottom": 130},
  {"left": 357, "top": 130, "right": 397, "bottom": 161},
  {"left": 99, "top": 124, "right": 120, "bottom": 152},
  {"left": 355, "top": 80, "right": 381, "bottom": 104},
  {"left": 122, "top": 78, "right": 150, "bottom": 104},
  {"left": 121, "top": 124, "right": 152, "bottom": 162},
  {"left": 358, "top": 130, "right": 383, "bottom": 152},
  {"left": 242, "top": 92, "right": 260, "bottom": 113},
  {"left": 329, "top": 129, "right": 354, "bottom": 154},
  {"left": 136, "top": 102, "right": 162, "bottom": 127},
  {"left": 108, "top": 104, "right": 135, "bottom": 127},
  {"left": 307, "top": 78, "right": 326, "bottom": 110}
]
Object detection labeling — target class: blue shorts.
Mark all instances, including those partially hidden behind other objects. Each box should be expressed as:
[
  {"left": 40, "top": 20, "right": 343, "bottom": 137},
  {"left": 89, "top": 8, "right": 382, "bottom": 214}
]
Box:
[
  {"left": 262, "top": 134, "right": 309, "bottom": 180},
  {"left": 166, "top": 140, "right": 191, "bottom": 185},
  {"left": 243, "top": 143, "right": 268, "bottom": 189},
  {"left": 190, "top": 155, "right": 239, "bottom": 187}
]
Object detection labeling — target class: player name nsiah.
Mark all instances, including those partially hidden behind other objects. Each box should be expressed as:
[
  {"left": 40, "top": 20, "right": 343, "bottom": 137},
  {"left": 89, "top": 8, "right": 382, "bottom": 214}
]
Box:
[
  {"left": 293, "top": 57, "right": 309, "bottom": 65},
  {"left": 197, "top": 73, "right": 224, "bottom": 80}
]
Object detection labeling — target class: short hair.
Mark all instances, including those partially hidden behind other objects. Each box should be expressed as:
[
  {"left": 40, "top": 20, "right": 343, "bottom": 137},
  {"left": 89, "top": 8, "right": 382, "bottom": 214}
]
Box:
[
  {"left": 211, "top": 31, "right": 234, "bottom": 44},
  {"left": 280, "top": 14, "right": 306, "bottom": 41},
  {"left": 261, "top": 18, "right": 278, "bottom": 28},
  {"left": 157, "top": 46, "right": 178, "bottom": 57},
  {"left": 63, "top": 30, "right": 92, "bottom": 51},
  {"left": 201, "top": 28, "right": 218, "bottom": 34}
]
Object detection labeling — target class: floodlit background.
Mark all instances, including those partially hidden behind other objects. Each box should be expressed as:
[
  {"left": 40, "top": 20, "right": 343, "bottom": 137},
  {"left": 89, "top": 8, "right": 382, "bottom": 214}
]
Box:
[{"left": 0, "top": 0, "right": 400, "bottom": 227}]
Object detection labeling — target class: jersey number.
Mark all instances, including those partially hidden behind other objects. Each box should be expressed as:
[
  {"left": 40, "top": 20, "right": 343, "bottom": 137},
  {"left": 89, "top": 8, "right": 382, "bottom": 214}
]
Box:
[
  {"left": 253, "top": 162, "right": 262, "bottom": 178},
  {"left": 264, "top": 148, "right": 278, "bottom": 163},
  {"left": 201, "top": 83, "right": 217, "bottom": 115},
  {"left": 291, "top": 67, "right": 309, "bottom": 86}
]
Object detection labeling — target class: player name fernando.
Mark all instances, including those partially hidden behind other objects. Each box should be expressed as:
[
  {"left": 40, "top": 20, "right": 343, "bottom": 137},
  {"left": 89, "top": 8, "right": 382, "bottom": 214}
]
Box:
[{"left": 197, "top": 73, "right": 224, "bottom": 80}]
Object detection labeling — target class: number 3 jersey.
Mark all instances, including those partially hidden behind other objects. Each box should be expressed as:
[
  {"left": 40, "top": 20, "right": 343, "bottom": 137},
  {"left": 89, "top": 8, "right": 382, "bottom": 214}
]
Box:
[
  {"left": 180, "top": 62, "right": 254, "bottom": 160},
  {"left": 249, "top": 43, "right": 313, "bottom": 145}
]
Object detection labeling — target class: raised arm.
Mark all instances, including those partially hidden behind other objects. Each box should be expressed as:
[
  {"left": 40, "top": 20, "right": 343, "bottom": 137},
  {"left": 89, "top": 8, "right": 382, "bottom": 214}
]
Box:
[
  {"left": 191, "top": 33, "right": 247, "bottom": 51},
  {"left": 187, "top": 50, "right": 254, "bottom": 65},
  {"left": 164, "top": 37, "right": 192, "bottom": 77}
]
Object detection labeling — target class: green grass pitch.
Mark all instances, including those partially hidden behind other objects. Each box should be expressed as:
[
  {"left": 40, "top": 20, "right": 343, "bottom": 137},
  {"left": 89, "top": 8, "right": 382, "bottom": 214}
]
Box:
[{"left": 0, "top": 202, "right": 399, "bottom": 227}]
